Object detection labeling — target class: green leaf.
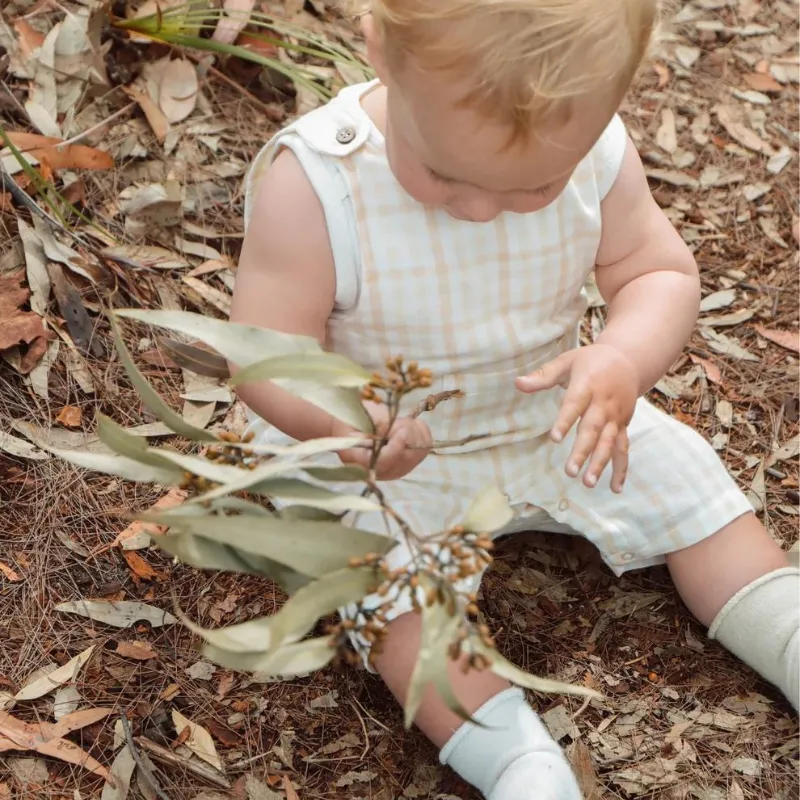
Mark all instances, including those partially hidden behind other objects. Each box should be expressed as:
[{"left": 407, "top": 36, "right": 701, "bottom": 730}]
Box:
[
  {"left": 159, "top": 337, "right": 229, "bottom": 379},
  {"left": 116, "top": 309, "right": 319, "bottom": 366},
  {"left": 230, "top": 352, "right": 371, "bottom": 389},
  {"left": 278, "top": 505, "right": 339, "bottom": 523},
  {"left": 245, "top": 478, "right": 379, "bottom": 513},
  {"left": 467, "top": 639, "right": 602, "bottom": 701},
  {"left": 405, "top": 577, "right": 475, "bottom": 728},
  {"left": 148, "top": 513, "right": 394, "bottom": 577},
  {"left": 116, "top": 309, "right": 373, "bottom": 432},
  {"left": 461, "top": 486, "right": 514, "bottom": 534},
  {"left": 153, "top": 528, "right": 312, "bottom": 592},
  {"left": 203, "top": 636, "right": 334, "bottom": 677},
  {"left": 267, "top": 566, "right": 381, "bottom": 650},
  {"left": 95, "top": 413, "right": 181, "bottom": 472},
  {"left": 48, "top": 447, "right": 182, "bottom": 484},
  {"left": 110, "top": 316, "right": 216, "bottom": 443},
  {"left": 302, "top": 464, "right": 369, "bottom": 482}
]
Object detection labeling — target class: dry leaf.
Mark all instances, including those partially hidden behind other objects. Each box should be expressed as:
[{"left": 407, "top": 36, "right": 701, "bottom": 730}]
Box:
[
  {"left": 0, "top": 562, "right": 22, "bottom": 582},
  {"left": 171, "top": 710, "right": 224, "bottom": 773},
  {"left": 2, "top": 132, "right": 113, "bottom": 172},
  {"left": 644, "top": 168, "right": 698, "bottom": 188},
  {"left": 714, "top": 103, "right": 773, "bottom": 154},
  {"left": 0, "top": 708, "right": 112, "bottom": 782},
  {"left": 700, "top": 329, "right": 759, "bottom": 362},
  {"left": 656, "top": 108, "right": 678, "bottom": 153},
  {"left": 55, "top": 406, "right": 82, "bottom": 428},
  {"left": 18, "top": 219, "right": 49, "bottom": 317},
  {"left": 94, "top": 487, "right": 187, "bottom": 554},
  {"left": 0, "top": 272, "right": 48, "bottom": 357},
  {"left": 699, "top": 288, "right": 736, "bottom": 312},
  {"left": 675, "top": 44, "right": 701, "bottom": 69},
  {"left": 688, "top": 353, "right": 722, "bottom": 384},
  {"left": 122, "top": 83, "right": 169, "bottom": 144},
  {"left": 158, "top": 59, "right": 198, "bottom": 124},
  {"left": 743, "top": 72, "right": 783, "bottom": 92},
  {"left": 101, "top": 245, "right": 190, "bottom": 271},
  {"left": 15, "top": 646, "right": 95, "bottom": 701},
  {"left": 567, "top": 740, "right": 600, "bottom": 800},
  {"left": 767, "top": 146, "right": 792, "bottom": 175},
  {"left": 53, "top": 686, "right": 82, "bottom": 720},
  {"left": 123, "top": 551, "right": 165, "bottom": 582},
  {"left": 753, "top": 324, "right": 799, "bottom": 354},
  {"left": 282, "top": 776, "right": 300, "bottom": 800},
  {"left": 55, "top": 600, "right": 177, "bottom": 629},
  {"left": 213, "top": 0, "right": 256, "bottom": 44},
  {"left": 758, "top": 217, "right": 788, "bottom": 248},
  {"left": 115, "top": 641, "right": 157, "bottom": 661},
  {"left": 101, "top": 747, "right": 135, "bottom": 800},
  {"left": 181, "top": 276, "right": 232, "bottom": 314}
]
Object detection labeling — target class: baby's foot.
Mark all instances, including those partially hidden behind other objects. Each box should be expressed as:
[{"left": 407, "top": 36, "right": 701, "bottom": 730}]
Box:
[{"left": 440, "top": 687, "right": 581, "bottom": 799}]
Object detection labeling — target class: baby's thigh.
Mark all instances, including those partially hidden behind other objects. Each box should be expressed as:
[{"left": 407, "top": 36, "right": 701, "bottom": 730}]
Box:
[{"left": 535, "top": 399, "right": 752, "bottom": 574}]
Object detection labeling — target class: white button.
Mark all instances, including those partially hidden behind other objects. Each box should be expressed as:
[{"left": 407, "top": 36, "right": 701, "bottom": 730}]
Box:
[
  {"left": 621, "top": 552, "right": 634, "bottom": 562},
  {"left": 558, "top": 499, "right": 569, "bottom": 512},
  {"left": 336, "top": 126, "right": 356, "bottom": 144}
]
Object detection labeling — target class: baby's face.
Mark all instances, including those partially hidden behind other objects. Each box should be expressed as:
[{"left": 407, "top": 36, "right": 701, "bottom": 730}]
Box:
[{"left": 378, "top": 67, "right": 615, "bottom": 223}]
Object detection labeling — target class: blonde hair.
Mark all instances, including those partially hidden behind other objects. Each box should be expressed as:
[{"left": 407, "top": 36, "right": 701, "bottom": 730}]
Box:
[{"left": 351, "top": 0, "right": 660, "bottom": 137}]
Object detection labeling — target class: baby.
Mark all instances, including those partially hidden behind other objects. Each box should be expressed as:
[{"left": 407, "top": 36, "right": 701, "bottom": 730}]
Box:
[{"left": 232, "top": 0, "right": 799, "bottom": 796}]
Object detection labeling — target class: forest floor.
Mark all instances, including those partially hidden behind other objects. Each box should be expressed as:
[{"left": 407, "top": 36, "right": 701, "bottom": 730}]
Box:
[{"left": 0, "top": 0, "right": 798, "bottom": 798}]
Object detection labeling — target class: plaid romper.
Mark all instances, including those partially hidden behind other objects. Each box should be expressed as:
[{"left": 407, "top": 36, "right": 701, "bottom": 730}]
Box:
[{"left": 243, "top": 81, "right": 752, "bottom": 627}]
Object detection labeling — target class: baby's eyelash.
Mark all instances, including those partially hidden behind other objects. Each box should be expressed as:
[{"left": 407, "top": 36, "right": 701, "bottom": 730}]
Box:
[{"left": 527, "top": 184, "right": 553, "bottom": 197}]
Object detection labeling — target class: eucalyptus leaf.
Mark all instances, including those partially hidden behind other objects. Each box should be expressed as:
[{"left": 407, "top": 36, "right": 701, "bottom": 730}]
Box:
[
  {"left": 110, "top": 316, "right": 216, "bottom": 442},
  {"left": 203, "top": 636, "right": 334, "bottom": 677},
  {"left": 302, "top": 464, "right": 369, "bottom": 482},
  {"left": 48, "top": 446, "right": 182, "bottom": 484},
  {"left": 116, "top": 310, "right": 373, "bottom": 432},
  {"left": 148, "top": 513, "right": 394, "bottom": 577},
  {"left": 245, "top": 478, "right": 379, "bottom": 513},
  {"left": 461, "top": 486, "right": 514, "bottom": 534},
  {"left": 159, "top": 336, "right": 230, "bottom": 379},
  {"left": 152, "top": 529, "right": 312, "bottom": 592},
  {"left": 405, "top": 577, "right": 474, "bottom": 728},
  {"left": 230, "top": 352, "right": 371, "bottom": 389},
  {"left": 95, "top": 413, "right": 179, "bottom": 471},
  {"left": 468, "top": 639, "right": 602, "bottom": 701}
]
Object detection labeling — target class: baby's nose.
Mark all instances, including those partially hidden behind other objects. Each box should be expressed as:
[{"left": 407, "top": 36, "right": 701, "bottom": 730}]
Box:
[{"left": 450, "top": 195, "right": 503, "bottom": 223}]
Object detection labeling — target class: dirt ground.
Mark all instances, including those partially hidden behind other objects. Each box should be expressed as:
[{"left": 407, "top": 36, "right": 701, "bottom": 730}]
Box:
[{"left": 0, "top": 1, "right": 798, "bottom": 798}]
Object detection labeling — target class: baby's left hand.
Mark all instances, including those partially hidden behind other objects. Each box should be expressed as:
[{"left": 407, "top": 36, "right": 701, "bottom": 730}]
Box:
[{"left": 515, "top": 344, "right": 639, "bottom": 492}]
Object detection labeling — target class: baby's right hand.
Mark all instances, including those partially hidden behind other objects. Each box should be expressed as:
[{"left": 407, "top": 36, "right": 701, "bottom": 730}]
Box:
[{"left": 331, "top": 402, "right": 432, "bottom": 480}]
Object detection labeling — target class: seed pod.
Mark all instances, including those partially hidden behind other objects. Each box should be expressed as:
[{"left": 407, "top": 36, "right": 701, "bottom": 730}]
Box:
[
  {"left": 409, "top": 574, "right": 419, "bottom": 590},
  {"left": 342, "top": 619, "right": 356, "bottom": 631},
  {"left": 478, "top": 624, "right": 491, "bottom": 638},
  {"left": 407, "top": 361, "right": 418, "bottom": 373},
  {"left": 425, "top": 587, "right": 438, "bottom": 607},
  {"left": 466, "top": 603, "right": 479, "bottom": 617},
  {"left": 348, "top": 557, "right": 364, "bottom": 568},
  {"left": 447, "top": 641, "right": 462, "bottom": 660}
]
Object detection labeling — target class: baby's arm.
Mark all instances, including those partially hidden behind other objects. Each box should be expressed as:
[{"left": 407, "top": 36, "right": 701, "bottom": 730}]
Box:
[
  {"left": 593, "top": 138, "right": 701, "bottom": 392},
  {"left": 231, "top": 149, "right": 339, "bottom": 441}
]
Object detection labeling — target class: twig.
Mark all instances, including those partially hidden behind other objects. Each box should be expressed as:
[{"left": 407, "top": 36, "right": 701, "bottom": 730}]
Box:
[
  {"left": 183, "top": 49, "right": 285, "bottom": 122},
  {"left": 136, "top": 737, "right": 232, "bottom": 789},
  {"left": 55, "top": 100, "right": 137, "bottom": 149},
  {"left": 119, "top": 714, "right": 172, "bottom": 800},
  {"left": 349, "top": 696, "right": 371, "bottom": 759},
  {"left": 409, "top": 389, "right": 464, "bottom": 419},
  {"left": 571, "top": 695, "right": 593, "bottom": 721}
]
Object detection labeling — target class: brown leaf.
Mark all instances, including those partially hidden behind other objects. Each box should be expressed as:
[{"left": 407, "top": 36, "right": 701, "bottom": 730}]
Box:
[
  {"left": 4, "top": 132, "right": 114, "bottom": 172},
  {"left": 55, "top": 406, "right": 82, "bottom": 428},
  {"left": 688, "top": 353, "right": 722, "bottom": 384},
  {"left": 567, "top": 740, "right": 600, "bottom": 800},
  {"left": 122, "top": 83, "right": 169, "bottom": 144},
  {"left": 753, "top": 325, "right": 800, "bottom": 354},
  {"left": 283, "top": 775, "right": 300, "bottom": 800},
  {"left": 743, "top": 73, "right": 783, "bottom": 93},
  {"left": 205, "top": 719, "right": 240, "bottom": 748},
  {"left": 47, "top": 263, "right": 99, "bottom": 357},
  {"left": 158, "top": 59, "right": 199, "bottom": 124},
  {"left": 0, "top": 272, "right": 47, "bottom": 354},
  {"left": 115, "top": 641, "right": 157, "bottom": 661},
  {"left": 94, "top": 488, "right": 188, "bottom": 555},
  {"left": 0, "top": 709, "right": 112, "bottom": 783},
  {"left": 714, "top": 104, "right": 773, "bottom": 154},
  {"left": 0, "top": 562, "right": 22, "bottom": 582},
  {"left": 123, "top": 551, "right": 166, "bottom": 582}
]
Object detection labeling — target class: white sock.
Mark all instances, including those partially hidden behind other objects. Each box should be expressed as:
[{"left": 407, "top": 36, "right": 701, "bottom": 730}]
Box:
[
  {"left": 439, "top": 687, "right": 581, "bottom": 800},
  {"left": 708, "top": 567, "right": 799, "bottom": 710}
]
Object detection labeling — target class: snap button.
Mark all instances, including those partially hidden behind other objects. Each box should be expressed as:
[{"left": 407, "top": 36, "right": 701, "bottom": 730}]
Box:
[
  {"left": 335, "top": 126, "right": 356, "bottom": 144},
  {"left": 621, "top": 552, "right": 634, "bottom": 562},
  {"left": 558, "top": 499, "right": 569, "bottom": 512}
]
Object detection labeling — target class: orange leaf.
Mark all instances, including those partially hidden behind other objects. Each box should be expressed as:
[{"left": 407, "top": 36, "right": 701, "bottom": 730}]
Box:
[
  {"left": 123, "top": 551, "right": 165, "bottom": 582},
  {"left": 13, "top": 20, "right": 44, "bottom": 56},
  {"left": 283, "top": 775, "right": 301, "bottom": 800},
  {"left": 55, "top": 405, "right": 82, "bottom": 428},
  {"left": 688, "top": 353, "right": 722, "bottom": 384},
  {"left": 94, "top": 488, "right": 188, "bottom": 555},
  {"left": 754, "top": 324, "right": 800, "bottom": 354},
  {"left": 115, "top": 641, "right": 157, "bottom": 661},
  {"left": 0, "top": 562, "right": 22, "bottom": 582},
  {"left": 4, "top": 132, "right": 114, "bottom": 172},
  {"left": 743, "top": 72, "right": 783, "bottom": 93},
  {"left": 0, "top": 709, "right": 113, "bottom": 783},
  {"left": 122, "top": 83, "right": 169, "bottom": 144}
]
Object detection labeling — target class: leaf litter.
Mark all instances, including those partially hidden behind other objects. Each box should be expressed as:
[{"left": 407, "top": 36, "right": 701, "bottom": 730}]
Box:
[{"left": 0, "top": 0, "right": 797, "bottom": 797}]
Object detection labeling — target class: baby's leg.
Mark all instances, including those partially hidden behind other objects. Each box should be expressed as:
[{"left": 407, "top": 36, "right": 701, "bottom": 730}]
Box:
[
  {"left": 666, "top": 512, "right": 798, "bottom": 709},
  {"left": 373, "top": 612, "right": 582, "bottom": 799}
]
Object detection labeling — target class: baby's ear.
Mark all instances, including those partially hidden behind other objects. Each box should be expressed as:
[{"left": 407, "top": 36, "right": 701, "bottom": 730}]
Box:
[{"left": 361, "top": 13, "right": 389, "bottom": 83}]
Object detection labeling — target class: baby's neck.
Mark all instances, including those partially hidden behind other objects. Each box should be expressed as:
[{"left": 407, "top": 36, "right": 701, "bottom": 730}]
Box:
[{"left": 360, "top": 82, "right": 388, "bottom": 136}]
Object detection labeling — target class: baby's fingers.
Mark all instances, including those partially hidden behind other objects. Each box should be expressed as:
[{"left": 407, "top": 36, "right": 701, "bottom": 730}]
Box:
[
  {"left": 555, "top": 386, "right": 592, "bottom": 446},
  {"left": 610, "top": 430, "right": 629, "bottom": 493},
  {"left": 583, "top": 423, "right": 619, "bottom": 488},
  {"left": 565, "top": 406, "right": 606, "bottom": 478}
]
